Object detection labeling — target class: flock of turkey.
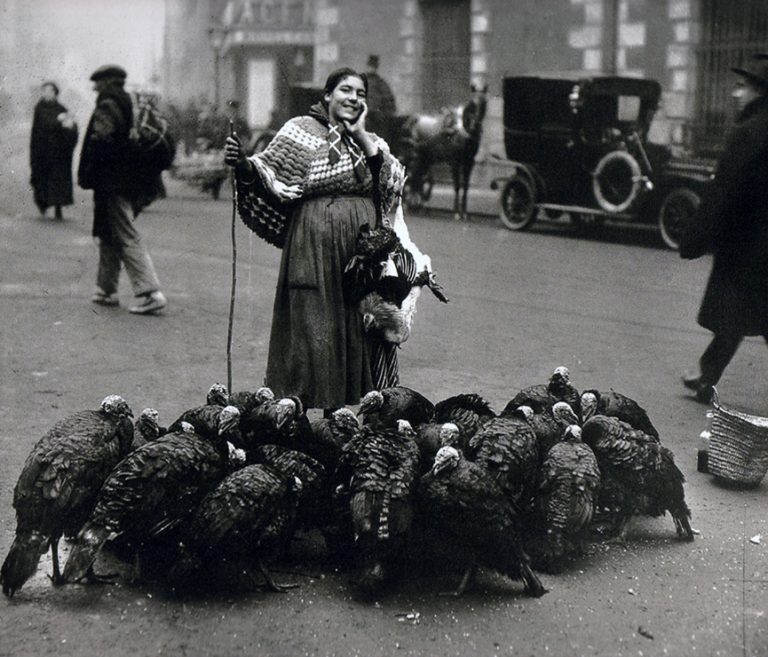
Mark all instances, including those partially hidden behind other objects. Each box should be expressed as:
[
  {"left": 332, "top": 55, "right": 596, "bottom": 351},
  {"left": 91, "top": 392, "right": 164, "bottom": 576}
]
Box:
[{"left": 1, "top": 366, "right": 695, "bottom": 601}]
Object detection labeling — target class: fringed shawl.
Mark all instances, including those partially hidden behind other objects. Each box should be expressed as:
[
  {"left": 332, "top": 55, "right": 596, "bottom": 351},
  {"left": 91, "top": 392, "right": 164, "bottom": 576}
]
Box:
[{"left": 236, "top": 114, "right": 404, "bottom": 248}]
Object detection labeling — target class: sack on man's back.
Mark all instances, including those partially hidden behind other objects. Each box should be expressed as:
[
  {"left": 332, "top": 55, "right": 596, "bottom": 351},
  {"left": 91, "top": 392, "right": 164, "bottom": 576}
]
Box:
[{"left": 129, "top": 92, "right": 176, "bottom": 173}]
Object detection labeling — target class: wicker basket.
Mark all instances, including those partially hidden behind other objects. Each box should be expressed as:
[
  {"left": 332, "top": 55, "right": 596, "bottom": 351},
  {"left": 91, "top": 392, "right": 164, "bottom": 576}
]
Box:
[{"left": 708, "top": 387, "right": 768, "bottom": 486}]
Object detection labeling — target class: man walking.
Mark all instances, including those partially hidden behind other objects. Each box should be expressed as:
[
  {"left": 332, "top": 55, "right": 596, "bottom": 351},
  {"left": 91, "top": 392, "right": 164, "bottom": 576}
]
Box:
[
  {"left": 78, "top": 64, "right": 167, "bottom": 315},
  {"left": 680, "top": 53, "right": 768, "bottom": 402}
]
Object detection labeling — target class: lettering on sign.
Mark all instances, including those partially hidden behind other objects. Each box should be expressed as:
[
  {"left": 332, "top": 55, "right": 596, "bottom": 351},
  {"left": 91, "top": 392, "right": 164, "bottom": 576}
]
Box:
[{"left": 222, "top": 0, "right": 313, "bottom": 27}]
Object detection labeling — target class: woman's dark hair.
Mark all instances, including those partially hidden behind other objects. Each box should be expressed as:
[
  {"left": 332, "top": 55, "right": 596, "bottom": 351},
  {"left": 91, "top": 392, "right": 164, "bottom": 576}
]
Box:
[
  {"left": 323, "top": 68, "right": 368, "bottom": 97},
  {"left": 41, "top": 81, "right": 59, "bottom": 95}
]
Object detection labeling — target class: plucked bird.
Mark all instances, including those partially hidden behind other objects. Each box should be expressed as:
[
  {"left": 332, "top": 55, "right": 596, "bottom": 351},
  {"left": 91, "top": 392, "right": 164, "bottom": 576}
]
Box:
[
  {"left": 417, "top": 446, "right": 546, "bottom": 597},
  {"left": 1, "top": 395, "right": 134, "bottom": 596}
]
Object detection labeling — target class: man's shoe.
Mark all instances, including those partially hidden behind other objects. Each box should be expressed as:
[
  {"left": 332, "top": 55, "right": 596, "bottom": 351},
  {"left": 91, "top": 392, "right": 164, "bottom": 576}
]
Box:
[
  {"left": 91, "top": 291, "right": 119, "bottom": 306},
  {"left": 129, "top": 291, "right": 167, "bottom": 315},
  {"left": 682, "top": 372, "right": 702, "bottom": 391},
  {"left": 695, "top": 384, "right": 714, "bottom": 405}
]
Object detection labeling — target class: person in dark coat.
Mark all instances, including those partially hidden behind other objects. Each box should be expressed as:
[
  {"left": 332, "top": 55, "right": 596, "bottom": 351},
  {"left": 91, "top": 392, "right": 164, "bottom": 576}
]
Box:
[
  {"left": 364, "top": 55, "right": 397, "bottom": 142},
  {"left": 680, "top": 53, "right": 768, "bottom": 403},
  {"left": 78, "top": 65, "right": 167, "bottom": 314},
  {"left": 30, "top": 82, "right": 78, "bottom": 219}
]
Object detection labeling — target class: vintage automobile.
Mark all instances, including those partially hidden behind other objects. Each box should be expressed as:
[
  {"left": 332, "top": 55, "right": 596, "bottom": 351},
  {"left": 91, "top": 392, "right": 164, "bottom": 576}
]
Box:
[{"left": 491, "top": 75, "right": 715, "bottom": 249}]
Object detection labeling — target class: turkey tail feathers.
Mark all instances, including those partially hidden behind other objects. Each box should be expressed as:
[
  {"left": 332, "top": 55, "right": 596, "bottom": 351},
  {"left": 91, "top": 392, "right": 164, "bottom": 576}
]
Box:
[
  {"left": 1, "top": 531, "right": 49, "bottom": 598},
  {"left": 62, "top": 525, "right": 111, "bottom": 583}
]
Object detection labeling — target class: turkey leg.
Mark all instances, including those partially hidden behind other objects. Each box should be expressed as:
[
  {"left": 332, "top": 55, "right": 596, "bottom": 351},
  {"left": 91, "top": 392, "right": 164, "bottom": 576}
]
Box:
[
  {"left": 258, "top": 560, "right": 299, "bottom": 593},
  {"left": 48, "top": 537, "right": 65, "bottom": 586},
  {"left": 440, "top": 564, "right": 477, "bottom": 597}
]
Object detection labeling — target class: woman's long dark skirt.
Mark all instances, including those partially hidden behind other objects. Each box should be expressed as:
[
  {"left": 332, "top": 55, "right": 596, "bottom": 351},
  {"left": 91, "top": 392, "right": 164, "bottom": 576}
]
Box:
[{"left": 265, "top": 195, "right": 398, "bottom": 408}]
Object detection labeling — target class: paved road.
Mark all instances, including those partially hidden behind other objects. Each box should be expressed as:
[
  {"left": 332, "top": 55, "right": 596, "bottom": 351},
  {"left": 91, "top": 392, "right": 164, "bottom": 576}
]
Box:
[{"left": 1, "top": 171, "right": 766, "bottom": 657}]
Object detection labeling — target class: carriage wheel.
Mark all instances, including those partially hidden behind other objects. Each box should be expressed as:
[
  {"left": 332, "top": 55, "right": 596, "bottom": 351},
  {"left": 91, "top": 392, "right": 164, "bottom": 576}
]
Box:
[
  {"left": 403, "top": 172, "right": 433, "bottom": 210},
  {"left": 403, "top": 178, "right": 424, "bottom": 210},
  {"left": 659, "top": 187, "right": 700, "bottom": 250},
  {"left": 499, "top": 177, "right": 536, "bottom": 231}
]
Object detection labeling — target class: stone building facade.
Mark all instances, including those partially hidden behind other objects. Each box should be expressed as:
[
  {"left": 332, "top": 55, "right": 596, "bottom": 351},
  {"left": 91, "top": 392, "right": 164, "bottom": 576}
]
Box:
[{"left": 163, "top": 0, "right": 767, "bottom": 156}]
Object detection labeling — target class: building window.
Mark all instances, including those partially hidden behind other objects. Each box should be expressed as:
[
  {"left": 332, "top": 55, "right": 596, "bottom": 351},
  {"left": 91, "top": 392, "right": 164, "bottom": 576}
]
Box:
[
  {"left": 420, "top": 0, "right": 471, "bottom": 110},
  {"left": 693, "top": 0, "right": 768, "bottom": 153}
]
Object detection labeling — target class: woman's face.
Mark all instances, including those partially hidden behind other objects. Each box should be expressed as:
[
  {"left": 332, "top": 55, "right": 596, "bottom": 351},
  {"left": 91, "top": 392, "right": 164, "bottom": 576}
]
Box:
[
  {"left": 324, "top": 75, "right": 366, "bottom": 125},
  {"left": 41, "top": 85, "right": 57, "bottom": 102}
]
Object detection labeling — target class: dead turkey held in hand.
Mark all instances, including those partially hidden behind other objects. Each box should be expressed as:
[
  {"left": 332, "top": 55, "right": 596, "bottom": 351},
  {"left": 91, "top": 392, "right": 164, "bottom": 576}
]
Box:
[{"left": 344, "top": 219, "right": 447, "bottom": 345}]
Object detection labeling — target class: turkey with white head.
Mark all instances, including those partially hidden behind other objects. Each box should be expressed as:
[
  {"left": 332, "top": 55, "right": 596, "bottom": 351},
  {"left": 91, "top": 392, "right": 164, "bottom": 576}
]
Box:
[
  {"left": 358, "top": 386, "right": 434, "bottom": 430},
  {"left": 513, "top": 401, "right": 581, "bottom": 461},
  {"left": 169, "top": 464, "right": 303, "bottom": 593},
  {"left": 580, "top": 389, "right": 659, "bottom": 440},
  {"left": 531, "top": 425, "right": 601, "bottom": 572},
  {"left": 581, "top": 414, "right": 693, "bottom": 542},
  {"left": 503, "top": 366, "right": 581, "bottom": 419},
  {"left": 417, "top": 446, "right": 546, "bottom": 597},
  {"left": 332, "top": 419, "right": 420, "bottom": 595},
  {"left": 131, "top": 408, "right": 166, "bottom": 451},
  {"left": 62, "top": 419, "right": 234, "bottom": 586},
  {"left": 469, "top": 415, "right": 539, "bottom": 512},
  {"left": 1, "top": 395, "right": 134, "bottom": 596}
]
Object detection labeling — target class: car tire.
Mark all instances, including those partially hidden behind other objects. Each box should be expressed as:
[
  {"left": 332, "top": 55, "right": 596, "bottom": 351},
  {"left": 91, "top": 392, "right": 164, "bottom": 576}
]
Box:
[
  {"left": 659, "top": 187, "right": 701, "bottom": 250},
  {"left": 499, "top": 176, "right": 536, "bottom": 231},
  {"left": 592, "top": 150, "right": 643, "bottom": 213}
]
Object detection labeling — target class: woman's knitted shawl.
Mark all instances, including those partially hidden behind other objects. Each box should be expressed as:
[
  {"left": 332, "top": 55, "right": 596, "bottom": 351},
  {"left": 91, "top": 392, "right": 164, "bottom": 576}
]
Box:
[{"left": 236, "top": 115, "right": 405, "bottom": 248}]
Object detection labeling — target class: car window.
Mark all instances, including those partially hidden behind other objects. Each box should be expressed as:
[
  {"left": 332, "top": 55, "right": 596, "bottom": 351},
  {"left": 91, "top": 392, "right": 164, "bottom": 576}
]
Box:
[{"left": 618, "top": 95, "right": 641, "bottom": 123}]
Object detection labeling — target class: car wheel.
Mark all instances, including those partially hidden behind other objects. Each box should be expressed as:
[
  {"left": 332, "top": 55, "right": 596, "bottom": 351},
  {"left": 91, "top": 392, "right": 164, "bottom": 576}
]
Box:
[
  {"left": 499, "top": 177, "right": 536, "bottom": 230},
  {"left": 592, "top": 150, "right": 643, "bottom": 213},
  {"left": 659, "top": 187, "right": 701, "bottom": 250}
]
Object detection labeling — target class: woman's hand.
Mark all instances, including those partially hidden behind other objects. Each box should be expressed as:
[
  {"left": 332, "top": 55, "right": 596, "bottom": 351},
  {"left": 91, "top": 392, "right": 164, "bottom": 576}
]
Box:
[
  {"left": 224, "top": 135, "right": 253, "bottom": 177},
  {"left": 342, "top": 101, "right": 378, "bottom": 156}
]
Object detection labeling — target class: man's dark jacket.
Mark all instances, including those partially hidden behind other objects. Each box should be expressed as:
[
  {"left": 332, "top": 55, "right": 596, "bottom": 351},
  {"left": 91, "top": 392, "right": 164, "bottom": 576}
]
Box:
[{"left": 680, "top": 94, "right": 768, "bottom": 336}]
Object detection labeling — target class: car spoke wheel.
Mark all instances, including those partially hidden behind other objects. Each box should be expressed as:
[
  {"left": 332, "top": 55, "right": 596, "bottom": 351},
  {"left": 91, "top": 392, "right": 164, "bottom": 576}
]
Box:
[
  {"left": 659, "top": 187, "right": 700, "bottom": 250},
  {"left": 499, "top": 177, "right": 536, "bottom": 230}
]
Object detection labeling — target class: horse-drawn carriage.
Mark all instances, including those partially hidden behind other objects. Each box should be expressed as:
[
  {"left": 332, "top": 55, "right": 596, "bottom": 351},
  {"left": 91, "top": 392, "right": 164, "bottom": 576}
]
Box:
[{"left": 491, "top": 75, "right": 715, "bottom": 249}]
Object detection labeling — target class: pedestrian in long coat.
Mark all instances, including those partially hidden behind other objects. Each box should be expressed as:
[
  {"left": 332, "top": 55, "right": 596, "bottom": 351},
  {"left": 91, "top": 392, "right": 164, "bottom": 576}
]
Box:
[
  {"left": 680, "top": 54, "right": 768, "bottom": 403},
  {"left": 225, "top": 67, "right": 405, "bottom": 412},
  {"left": 30, "top": 82, "right": 78, "bottom": 219}
]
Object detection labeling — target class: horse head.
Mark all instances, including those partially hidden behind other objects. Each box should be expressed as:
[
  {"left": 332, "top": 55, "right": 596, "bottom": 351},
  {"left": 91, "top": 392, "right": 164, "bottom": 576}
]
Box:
[{"left": 463, "top": 83, "right": 488, "bottom": 137}]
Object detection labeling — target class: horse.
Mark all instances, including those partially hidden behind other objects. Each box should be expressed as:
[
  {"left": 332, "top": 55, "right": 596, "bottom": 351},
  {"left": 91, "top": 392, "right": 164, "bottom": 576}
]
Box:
[{"left": 401, "top": 84, "right": 488, "bottom": 220}]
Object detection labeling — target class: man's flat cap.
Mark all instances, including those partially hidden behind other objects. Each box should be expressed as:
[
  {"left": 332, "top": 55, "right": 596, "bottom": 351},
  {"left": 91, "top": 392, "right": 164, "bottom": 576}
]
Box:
[{"left": 90, "top": 65, "right": 128, "bottom": 82}]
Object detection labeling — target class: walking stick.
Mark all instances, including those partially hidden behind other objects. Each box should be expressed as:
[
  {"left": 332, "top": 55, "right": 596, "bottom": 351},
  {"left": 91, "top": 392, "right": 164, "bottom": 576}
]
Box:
[{"left": 227, "top": 121, "right": 238, "bottom": 393}]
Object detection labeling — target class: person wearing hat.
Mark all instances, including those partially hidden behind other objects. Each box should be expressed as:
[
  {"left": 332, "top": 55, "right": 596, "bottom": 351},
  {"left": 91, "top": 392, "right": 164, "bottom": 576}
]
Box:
[
  {"left": 78, "top": 64, "right": 167, "bottom": 314},
  {"left": 364, "top": 55, "right": 397, "bottom": 141},
  {"left": 680, "top": 53, "right": 768, "bottom": 402},
  {"left": 29, "top": 81, "right": 78, "bottom": 220}
]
